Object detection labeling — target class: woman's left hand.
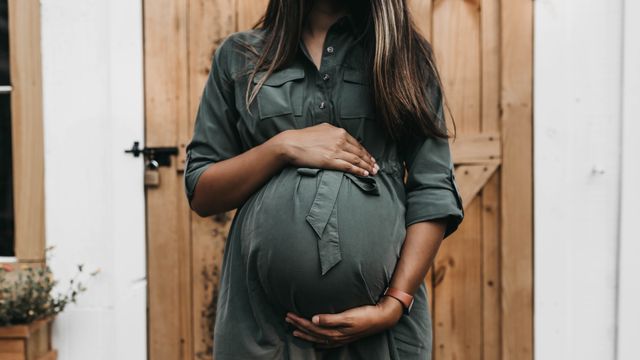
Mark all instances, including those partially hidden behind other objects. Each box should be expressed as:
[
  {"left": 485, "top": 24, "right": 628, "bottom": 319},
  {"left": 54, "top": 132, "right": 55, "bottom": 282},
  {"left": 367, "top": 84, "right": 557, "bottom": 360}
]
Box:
[{"left": 285, "top": 295, "right": 404, "bottom": 349}]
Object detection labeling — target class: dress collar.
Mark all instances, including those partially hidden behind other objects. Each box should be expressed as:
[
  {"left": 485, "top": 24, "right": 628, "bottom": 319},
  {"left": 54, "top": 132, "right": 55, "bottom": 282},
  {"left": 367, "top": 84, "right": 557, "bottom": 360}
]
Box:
[{"left": 335, "top": 13, "right": 358, "bottom": 34}]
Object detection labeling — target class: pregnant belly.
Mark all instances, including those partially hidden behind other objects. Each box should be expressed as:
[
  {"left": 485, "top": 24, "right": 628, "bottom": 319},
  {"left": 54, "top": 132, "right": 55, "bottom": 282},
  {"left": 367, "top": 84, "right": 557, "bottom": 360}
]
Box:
[{"left": 238, "top": 166, "right": 407, "bottom": 319}]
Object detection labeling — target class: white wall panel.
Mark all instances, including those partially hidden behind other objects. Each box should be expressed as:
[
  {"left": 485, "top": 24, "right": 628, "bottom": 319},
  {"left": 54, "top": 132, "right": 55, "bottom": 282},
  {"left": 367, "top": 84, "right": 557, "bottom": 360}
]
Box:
[
  {"left": 534, "top": 0, "right": 623, "bottom": 359},
  {"left": 40, "top": 0, "right": 146, "bottom": 359}
]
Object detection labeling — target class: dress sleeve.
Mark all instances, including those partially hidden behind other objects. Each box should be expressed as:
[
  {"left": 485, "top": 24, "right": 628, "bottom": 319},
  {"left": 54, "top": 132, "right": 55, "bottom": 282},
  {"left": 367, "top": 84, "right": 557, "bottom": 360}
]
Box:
[
  {"left": 401, "top": 87, "right": 464, "bottom": 239},
  {"left": 184, "top": 36, "right": 244, "bottom": 210}
]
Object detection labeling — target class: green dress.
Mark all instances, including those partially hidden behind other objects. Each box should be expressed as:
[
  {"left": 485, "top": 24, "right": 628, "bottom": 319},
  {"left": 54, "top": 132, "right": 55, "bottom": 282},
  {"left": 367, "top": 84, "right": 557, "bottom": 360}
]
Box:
[{"left": 184, "top": 13, "right": 464, "bottom": 360}]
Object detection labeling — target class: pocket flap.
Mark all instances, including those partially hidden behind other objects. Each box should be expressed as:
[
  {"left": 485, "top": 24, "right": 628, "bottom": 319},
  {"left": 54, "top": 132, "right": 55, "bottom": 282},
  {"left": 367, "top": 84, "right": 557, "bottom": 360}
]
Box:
[
  {"left": 343, "top": 68, "right": 370, "bottom": 85},
  {"left": 253, "top": 68, "right": 306, "bottom": 86}
]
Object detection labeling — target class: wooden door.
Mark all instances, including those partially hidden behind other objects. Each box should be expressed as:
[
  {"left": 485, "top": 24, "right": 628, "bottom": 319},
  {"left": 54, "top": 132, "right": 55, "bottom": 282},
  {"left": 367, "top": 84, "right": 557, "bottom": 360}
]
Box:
[
  {"left": 416, "top": 1, "right": 533, "bottom": 359},
  {"left": 142, "top": 0, "right": 532, "bottom": 359}
]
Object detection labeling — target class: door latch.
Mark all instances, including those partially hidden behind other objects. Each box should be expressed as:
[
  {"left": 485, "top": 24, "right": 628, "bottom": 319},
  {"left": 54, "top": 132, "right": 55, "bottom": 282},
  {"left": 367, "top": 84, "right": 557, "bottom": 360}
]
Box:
[
  {"left": 124, "top": 141, "right": 178, "bottom": 167},
  {"left": 125, "top": 141, "right": 180, "bottom": 187}
]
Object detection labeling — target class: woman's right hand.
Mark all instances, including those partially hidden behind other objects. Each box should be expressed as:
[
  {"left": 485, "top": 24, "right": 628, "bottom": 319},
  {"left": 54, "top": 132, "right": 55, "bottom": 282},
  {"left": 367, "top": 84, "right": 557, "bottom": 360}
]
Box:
[{"left": 275, "top": 122, "right": 379, "bottom": 176}]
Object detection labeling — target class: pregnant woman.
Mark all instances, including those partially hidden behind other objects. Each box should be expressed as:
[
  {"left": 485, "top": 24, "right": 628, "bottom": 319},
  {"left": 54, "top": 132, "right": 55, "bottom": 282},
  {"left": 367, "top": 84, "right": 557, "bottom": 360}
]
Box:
[{"left": 184, "top": 0, "right": 464, "bottom": 358}]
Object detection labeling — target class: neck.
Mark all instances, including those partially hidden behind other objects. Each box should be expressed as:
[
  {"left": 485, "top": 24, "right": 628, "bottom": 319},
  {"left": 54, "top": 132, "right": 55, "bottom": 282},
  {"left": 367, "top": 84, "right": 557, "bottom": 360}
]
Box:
[{"left": 304, "top": 0, "right": 349, "bottom": 35}]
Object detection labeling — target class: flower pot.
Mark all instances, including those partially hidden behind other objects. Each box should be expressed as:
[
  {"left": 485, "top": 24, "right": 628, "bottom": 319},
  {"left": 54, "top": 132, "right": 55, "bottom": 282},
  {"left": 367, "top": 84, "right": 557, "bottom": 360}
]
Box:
[{"left": 0, "top": 316, "right": 57, "bottom": 360}]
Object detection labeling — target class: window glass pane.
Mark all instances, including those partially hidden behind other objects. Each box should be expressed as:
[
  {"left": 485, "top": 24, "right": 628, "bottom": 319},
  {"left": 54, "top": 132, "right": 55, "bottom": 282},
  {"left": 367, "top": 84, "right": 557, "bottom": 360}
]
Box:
[
  {"left": 0, "top": 0, "right": 8, "bottom": 85},
  {"left": 0, "top": 0, "right": 13, "bottom": 257},
  {"left": 0, "top": 94, "right": 12, "bottom": 257}
]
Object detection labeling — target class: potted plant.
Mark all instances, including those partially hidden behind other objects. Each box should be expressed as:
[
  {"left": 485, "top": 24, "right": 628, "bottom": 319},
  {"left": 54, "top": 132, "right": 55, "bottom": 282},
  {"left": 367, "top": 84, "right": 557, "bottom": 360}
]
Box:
[{"left": 0, "top": 246, "right": 98, "bottom": 360}]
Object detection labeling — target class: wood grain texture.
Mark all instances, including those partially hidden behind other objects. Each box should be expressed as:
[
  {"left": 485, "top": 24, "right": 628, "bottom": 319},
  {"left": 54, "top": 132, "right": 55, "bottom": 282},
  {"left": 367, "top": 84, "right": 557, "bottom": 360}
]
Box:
[
  {"left": 433, "top": 196, "right": 483, "bottom": 360},
  {"left": 454, "top": 164, "right": 499, "bottom": 210},
  {"left": 432, "top": 0, "right": 483, "bottom": 359},
  {"left": 8, "top": 0, "right": 45, "bottom": 262},
  {"left": 450, "top": 132, "right": 501, "bottom": 165},
  {"left": 480, "top": 0, "right": 503, "bottom": 357},
  {"left": 409, "top": 0, "right": 436, "bottom": 327},
  {"left": 433, "top": 0, "right": 481, "bottom": 133},
  {"left": 482, "top": 171, "right": 502, "bottom": 360},
  {"left": 144, "top": 0, "right": 193, "bottom": 359},
  {"left": 500, "top": 0, "right": 533, "bottom": 359},
  {"left": 237, "top": 0, "right": 269, "bottom": 31},
  {"left": 0, "top": 317, "right": 56, "bottom": 360},
  {"left": 187, "top": 0, "right": 238, "bottom": 358},
  {"left": 408, "top": 0, "right": 433, "bottom": 41}
]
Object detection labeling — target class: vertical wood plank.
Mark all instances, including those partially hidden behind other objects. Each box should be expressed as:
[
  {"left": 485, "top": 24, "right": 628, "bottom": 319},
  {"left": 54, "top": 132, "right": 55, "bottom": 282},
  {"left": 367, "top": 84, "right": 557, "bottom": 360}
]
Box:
[
  {"left": 432, "top": 0, "right": 483, "bottom": 359},
  {"left": 433, "top": 197, "right": 483, "bottom": 360},
  {"left": 481, "top": 172, "right": 502, "bottom": 359},
  {"left": 500, "top": 0, "right": 533, "bottom": 358},
  {"left": 482, "top": 0, "right": 501, "bottom": 133},
  {"left": 433, "top": 0, "right": 482, "bottom": 133},
  {"left": 8, "top": 0, "right": 45, "bottom": 262},
  {"left": 144, "top": 0, "right": 193, "bottom": 359},
  {"left": 237, "top": 0, "right": 269, "bottom": 31},
  {"left": 408, "top": 0, "right": 433, "bottom": 41},
  {"left": 407, "top": 0, "right": 436, "bottom": 328},
  {"left": 481, "top": 0, "right": 503, "bottom": 358},
  {"left": 187, "top": 0, "right": 237, "bottom": 358}
]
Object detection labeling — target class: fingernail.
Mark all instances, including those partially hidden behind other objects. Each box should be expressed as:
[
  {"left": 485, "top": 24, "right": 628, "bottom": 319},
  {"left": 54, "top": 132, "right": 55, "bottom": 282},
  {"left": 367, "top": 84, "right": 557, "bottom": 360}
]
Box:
[
  {"left": 285, "top": 317, "right": 291, "bottom": 323},
  {"left": 371, "top": 156, "right": 376, "bottom": 162},
  {"left": 293, "top": 331, "right": 300, "bottom": 337},
  {"left": 363, "top": 170, "right": 369, "bottom": 176},
  {"left": 312, "top": 315, "right": 320, "bottom": 324}
]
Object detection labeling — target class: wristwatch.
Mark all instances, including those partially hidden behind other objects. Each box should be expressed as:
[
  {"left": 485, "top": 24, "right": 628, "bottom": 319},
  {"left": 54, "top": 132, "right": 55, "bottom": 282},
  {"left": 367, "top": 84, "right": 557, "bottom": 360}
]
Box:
[{"left": 383, "top": 287, "right": 414, "bottom": 315}]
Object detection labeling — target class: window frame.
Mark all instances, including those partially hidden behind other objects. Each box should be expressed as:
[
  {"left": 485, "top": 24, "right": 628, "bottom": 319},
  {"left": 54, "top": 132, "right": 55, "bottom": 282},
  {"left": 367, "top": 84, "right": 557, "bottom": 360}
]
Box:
[{"left": 0, "top": 0, "right": 45, "bottom": 263}]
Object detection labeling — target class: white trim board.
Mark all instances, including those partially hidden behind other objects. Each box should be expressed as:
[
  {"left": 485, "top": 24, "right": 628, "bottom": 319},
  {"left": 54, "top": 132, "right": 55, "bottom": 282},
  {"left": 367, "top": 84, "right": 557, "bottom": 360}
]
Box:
[{"left": 616, "top": 0, "right": 640, "bottom": 358}]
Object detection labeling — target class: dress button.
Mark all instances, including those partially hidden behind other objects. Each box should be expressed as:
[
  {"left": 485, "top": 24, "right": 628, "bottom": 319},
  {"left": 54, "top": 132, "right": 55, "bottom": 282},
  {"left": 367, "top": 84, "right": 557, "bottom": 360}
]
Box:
[
  {"left": 322, "top": 73, "right": 330, "bottom": 81},
  {"left": 319, "top": 101, "right": 326, "bottom": 109},
  {"left": 326, "top": 46, "right": 334, "bottom": 54}
]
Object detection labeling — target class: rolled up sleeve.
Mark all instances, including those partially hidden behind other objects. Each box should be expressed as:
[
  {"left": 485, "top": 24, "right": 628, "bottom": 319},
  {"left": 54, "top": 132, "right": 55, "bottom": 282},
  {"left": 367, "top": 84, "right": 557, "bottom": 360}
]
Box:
[
  {"left": 401, "top": 88, "right": 464, "bottom": 239},
  {"left": 184, "top": 36, "right": 244, "bottom": 210}
]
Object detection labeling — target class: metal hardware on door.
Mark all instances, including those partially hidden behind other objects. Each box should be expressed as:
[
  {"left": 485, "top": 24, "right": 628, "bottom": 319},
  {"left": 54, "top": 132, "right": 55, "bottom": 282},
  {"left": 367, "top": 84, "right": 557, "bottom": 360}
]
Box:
[
  {"left": 124, "top": 141, "right": 179, "bottom": 167},
  {"left": 144, "top": 159, "right": 161, "bottom": 187}
]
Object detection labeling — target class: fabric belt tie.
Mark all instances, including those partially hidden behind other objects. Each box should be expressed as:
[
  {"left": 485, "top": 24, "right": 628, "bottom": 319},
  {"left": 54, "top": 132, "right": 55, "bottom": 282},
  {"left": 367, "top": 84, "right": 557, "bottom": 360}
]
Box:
[{"left": 296, "top": 167, "right": 380, "bottom": 276}]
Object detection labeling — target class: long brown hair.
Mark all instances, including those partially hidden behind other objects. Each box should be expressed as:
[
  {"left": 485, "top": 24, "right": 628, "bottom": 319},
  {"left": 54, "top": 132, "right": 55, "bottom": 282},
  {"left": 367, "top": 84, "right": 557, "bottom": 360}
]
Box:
[{"left": 235, "top": 0, "right": 456, "bottom": 142}]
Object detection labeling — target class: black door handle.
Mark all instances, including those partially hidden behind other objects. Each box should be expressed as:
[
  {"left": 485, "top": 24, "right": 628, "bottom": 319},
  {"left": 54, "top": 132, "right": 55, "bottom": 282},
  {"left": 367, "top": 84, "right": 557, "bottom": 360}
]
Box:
[{"left": 124, "top": 141, "right": 178, "bottom": 167}]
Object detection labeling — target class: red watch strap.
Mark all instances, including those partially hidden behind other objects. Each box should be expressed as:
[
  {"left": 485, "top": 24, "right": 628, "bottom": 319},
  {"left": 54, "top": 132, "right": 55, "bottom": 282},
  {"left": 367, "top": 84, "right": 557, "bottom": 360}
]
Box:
[{"left": 383, "top": 287, "right": 414, "bottom": 310}]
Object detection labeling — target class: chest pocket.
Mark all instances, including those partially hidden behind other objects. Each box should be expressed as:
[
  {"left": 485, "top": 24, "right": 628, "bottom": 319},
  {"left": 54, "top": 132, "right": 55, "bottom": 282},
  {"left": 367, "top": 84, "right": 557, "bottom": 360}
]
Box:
[
  {"left": 340, "top": 68, "right": 376, "bottom": 120},
  {"left": 253, "top": 68, "right": 305, "bottom": 120}
]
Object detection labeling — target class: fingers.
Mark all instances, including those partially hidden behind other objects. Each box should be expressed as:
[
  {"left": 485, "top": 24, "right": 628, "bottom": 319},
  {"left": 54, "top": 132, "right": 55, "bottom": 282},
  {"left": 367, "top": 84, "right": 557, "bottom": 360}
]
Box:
[
  {"left": 332, "top": 158, "right": 371, "bottom": 177},
  {"left": 313, "top": 314, "right": 352, "bottom": 328},
  {"left": 286, "top": 312, "right": 353, "bottom": 348},
  {"left": 286, "top": 313, "right": 343, "bottom": 339},
  {"left": 341, "top": 133, "right": 377, "bottom": 170},
  {"left": 339, "top": 151, "right": 376, "bottom": 176},
  {"left": 309, "top": 124, "right": 379, "bottom": 176},
  {"left": 341, "top": 142, "right": 378, "bottom": 175}
]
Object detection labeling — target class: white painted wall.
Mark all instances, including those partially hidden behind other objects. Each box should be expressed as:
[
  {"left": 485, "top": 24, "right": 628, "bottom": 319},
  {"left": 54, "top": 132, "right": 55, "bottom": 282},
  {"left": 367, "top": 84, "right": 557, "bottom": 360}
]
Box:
[
  {"left": 40, "top": 0, "right": 146, "bottom": 359},
  {"left": 535, "top": 0, "right": 639, "bottom": 359}
]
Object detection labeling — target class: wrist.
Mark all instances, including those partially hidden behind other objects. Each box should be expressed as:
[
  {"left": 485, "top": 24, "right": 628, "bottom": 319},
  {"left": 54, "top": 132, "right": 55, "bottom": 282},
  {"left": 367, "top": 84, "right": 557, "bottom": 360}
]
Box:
[
  {"left": 383, "top": 286, "right": 414, "bottom": 315},
  {"left": 377, "top": 295, "right": 404, "bottom": 327},
  {"left": 268, "top": 130, "right": 294, "bottom": 165}
]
